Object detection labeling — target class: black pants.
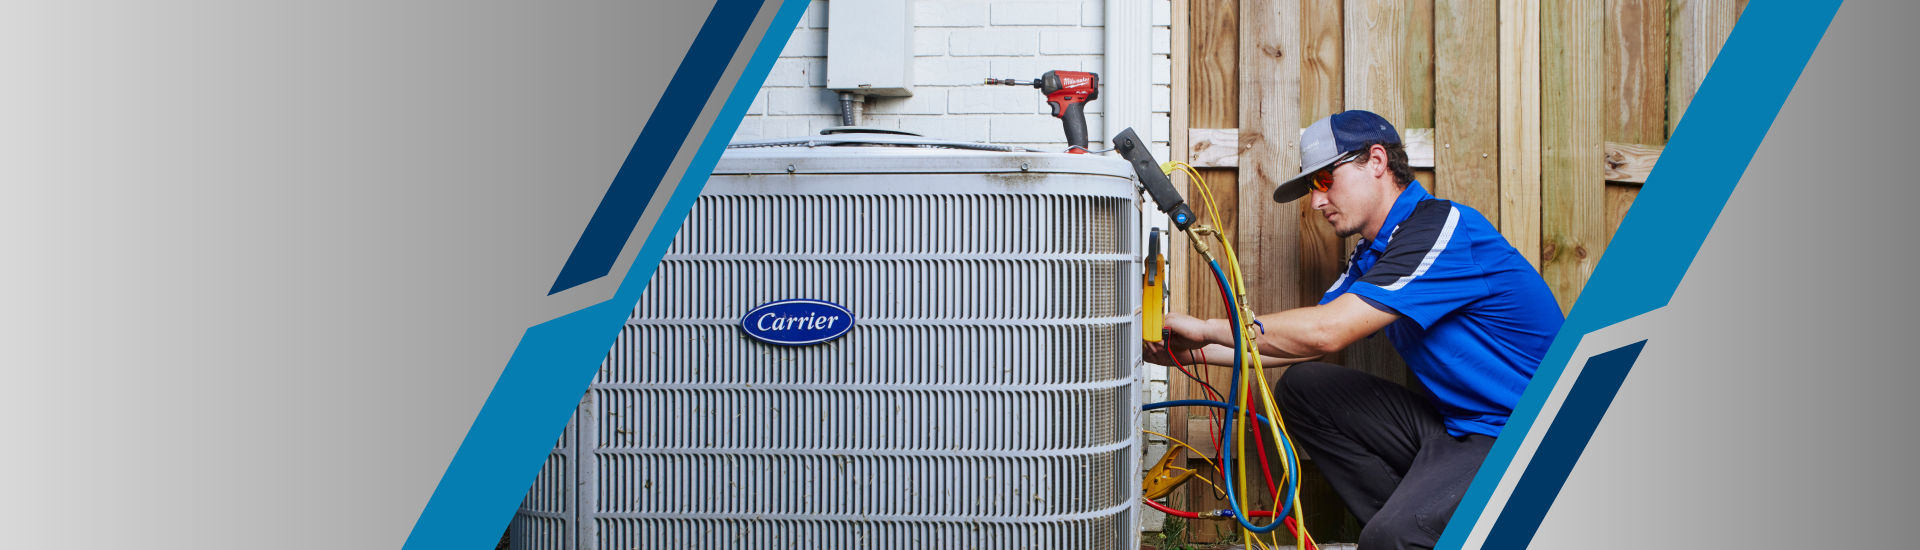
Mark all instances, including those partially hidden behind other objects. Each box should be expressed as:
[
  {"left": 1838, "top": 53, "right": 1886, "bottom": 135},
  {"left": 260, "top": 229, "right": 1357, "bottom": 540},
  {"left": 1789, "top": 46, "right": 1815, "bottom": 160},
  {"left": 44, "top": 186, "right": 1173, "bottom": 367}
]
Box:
[{"left": 1276, "top": 363, "right": 1495, "bottom": 550}]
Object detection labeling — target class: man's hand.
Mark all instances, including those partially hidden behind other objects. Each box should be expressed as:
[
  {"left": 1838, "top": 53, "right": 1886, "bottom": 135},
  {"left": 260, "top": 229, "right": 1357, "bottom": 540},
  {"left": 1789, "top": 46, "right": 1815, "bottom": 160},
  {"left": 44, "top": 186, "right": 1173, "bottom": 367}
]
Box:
[
  {"left": 1161, "top": 312, "right": 1222, "bottom": 351},
  {"left": 1145, "top": 313, "right": 1317, "bottom": 368},
  {"left": 1142, "top": 312, "right": 1218, "bottom": 367}
]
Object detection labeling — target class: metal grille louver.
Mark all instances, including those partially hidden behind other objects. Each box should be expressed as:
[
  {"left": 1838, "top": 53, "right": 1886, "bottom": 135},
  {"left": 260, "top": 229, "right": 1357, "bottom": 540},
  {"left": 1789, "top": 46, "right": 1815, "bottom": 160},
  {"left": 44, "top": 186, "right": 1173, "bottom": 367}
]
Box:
[{"left": 515, "top": 149, "right": 1141, "bottom": 549}]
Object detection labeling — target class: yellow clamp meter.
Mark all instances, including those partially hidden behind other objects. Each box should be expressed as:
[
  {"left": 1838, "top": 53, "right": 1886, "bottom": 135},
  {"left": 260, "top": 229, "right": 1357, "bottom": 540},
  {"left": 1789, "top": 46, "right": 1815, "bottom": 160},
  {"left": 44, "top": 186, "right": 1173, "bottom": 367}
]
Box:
[{"left": 1143, "top": 228, "right": 1165, "bottom": 342}]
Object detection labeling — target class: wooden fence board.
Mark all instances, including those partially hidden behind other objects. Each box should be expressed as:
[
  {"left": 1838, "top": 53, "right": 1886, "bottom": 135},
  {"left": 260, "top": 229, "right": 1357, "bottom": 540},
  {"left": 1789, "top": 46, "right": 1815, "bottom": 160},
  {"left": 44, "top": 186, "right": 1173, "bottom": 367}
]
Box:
[
  {"left": 1344, "top": 0, "right": 1408, "bottom": 125},
  {"left": 1342, "top": 0, "right": 1412, "bottom": 386},
  {"left": 1605, "top": 185, "right": 1637, "bottom": 245},
  {"left": 1183, "top": 0, "right": 1238, "bottom": 538},
  {"left": 1436, "top": 0, "right": 1500, "bottom": 226},
  {"left": 1302, "top": 0, "right": 1344, "bottom": 122},
  {"left": 1604, "top": 0, "right": 1668, "bottom": 246},
  {"left": 1193, "top": 127, "right": 1653, "bottom": 180},
  {"left": 1298, "top": 0, "right": 1346, "bottom": 355},
  {"left": 1188, "top": 128, "right": 1240, "bottom": 167},
  {"left": 1404, "top": 128, "right": 1436, "bottom": 168},
  {"left": 1668, "top": 0, "right": 1735, "bottom": 135},
  {"left": 1239, "top": 11, "right": 1309, "bottom": 531},
  {"left": 1406, "top": 0, "right": 1438, "bottom": 190},
  {"left": 1187, "top": 0, "right": 1237, "bottom": 328},
  {"left": 1542, "top": 0, "right": 1606, "bottom": 313},
  {"left": 1604, "top": 141, "right": 1662, "bottom": 184},
  {"left": 1239, "top": 0, "right": 1303, "bottom": 316},
  {"left": 1167, "top": 0, "right": 1194, "bottom": 513},
  {"left": 1607, "top": 0, "right": 1669, "bottom": 146},
  {"left": 1499, "top": 0, "right": 1543, "bottom": 268}
]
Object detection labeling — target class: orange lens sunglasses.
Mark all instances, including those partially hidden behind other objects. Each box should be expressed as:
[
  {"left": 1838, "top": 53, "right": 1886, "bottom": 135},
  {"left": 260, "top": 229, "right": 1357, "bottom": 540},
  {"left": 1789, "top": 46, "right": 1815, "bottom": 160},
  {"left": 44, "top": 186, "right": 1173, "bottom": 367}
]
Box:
[{"left": 1309, "top": 153, "right": 1363, "bottom": 192}]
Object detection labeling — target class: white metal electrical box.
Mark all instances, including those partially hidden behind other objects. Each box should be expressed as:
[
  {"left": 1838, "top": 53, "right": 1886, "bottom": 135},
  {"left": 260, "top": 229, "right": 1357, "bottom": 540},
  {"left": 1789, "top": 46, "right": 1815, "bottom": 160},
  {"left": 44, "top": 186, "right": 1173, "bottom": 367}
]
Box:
[{"left": 826, "top": 0, "right": 914, "bottom": 96}]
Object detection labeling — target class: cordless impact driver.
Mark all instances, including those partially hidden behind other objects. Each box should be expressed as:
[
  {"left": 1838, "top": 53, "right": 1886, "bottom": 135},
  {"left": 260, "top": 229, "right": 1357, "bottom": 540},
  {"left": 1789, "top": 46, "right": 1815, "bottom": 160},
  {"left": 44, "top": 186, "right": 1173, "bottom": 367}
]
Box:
[{"left": 987, "top": 70, "right": 1099, "bottom": 153}]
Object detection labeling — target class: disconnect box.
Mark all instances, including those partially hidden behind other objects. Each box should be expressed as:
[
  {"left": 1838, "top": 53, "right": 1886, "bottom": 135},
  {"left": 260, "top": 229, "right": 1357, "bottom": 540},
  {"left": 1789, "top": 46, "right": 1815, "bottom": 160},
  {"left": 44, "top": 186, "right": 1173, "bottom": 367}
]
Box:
[{"left": 825, "top": 0, "right": 913, "bottom": 96}]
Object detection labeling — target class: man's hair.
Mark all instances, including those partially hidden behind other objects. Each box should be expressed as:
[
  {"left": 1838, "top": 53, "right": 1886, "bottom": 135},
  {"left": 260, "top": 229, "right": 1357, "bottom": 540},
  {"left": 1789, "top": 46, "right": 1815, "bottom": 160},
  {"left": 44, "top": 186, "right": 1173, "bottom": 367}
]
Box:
[{"left": 1351, "top": 141, "right": 1414, "bottom": 186}]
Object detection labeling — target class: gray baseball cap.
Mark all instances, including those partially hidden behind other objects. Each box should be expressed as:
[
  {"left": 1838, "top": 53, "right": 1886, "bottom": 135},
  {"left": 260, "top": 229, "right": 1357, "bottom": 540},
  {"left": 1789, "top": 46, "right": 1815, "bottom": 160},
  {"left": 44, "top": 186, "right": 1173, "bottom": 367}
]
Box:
[{"left": 1273, "top": 110, "right": 1402, "bottom": 203}]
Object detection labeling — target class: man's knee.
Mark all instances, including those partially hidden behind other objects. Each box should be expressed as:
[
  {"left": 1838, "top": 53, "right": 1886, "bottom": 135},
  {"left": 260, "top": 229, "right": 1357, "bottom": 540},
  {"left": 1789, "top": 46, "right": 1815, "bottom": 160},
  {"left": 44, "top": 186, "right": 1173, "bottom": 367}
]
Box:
[
  {"left": 1276, "top": 362, "right": 1343, "bottom": 413},
  {"left": 1357, "top": 510, "right": 1440, "bottom": 550}
]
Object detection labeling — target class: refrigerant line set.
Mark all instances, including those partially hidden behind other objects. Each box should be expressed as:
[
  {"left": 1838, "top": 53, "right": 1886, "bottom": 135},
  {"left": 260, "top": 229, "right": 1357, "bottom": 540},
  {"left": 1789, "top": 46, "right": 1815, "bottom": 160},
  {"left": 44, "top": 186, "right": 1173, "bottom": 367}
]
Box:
[{"left": 1114, "top": 129, "right": 1318, "bottom": 549}]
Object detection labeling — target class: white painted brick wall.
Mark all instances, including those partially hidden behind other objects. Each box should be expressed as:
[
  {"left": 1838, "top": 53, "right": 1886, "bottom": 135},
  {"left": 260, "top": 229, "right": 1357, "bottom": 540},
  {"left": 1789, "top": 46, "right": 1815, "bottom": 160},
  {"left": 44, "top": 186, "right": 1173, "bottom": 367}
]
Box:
[
  {"left": 1039, "top": 29, "right": 1104, "bottom": 55},
  {"left": 991, "top": 2, "right": 1082, "bottom": 26},
  {"left": 781, "top": 29, "right": 828, "bottom": 57},
  {"left": 733, "top": 0, "right": 1171, "bottom": 156},
  {"left": 917, "top": 2, "right": 988, "bottom": 27}
]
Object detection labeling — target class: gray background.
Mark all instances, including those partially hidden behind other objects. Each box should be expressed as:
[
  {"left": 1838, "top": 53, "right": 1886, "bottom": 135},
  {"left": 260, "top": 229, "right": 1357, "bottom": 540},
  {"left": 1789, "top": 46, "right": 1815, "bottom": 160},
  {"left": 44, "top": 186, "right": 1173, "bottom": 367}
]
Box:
[
  {"left": 1533, "top": 1, "right": 1920, "bottom": 546},
  {"left": 2, "top": 1, "right": 1906, "bottom": 547},
  {"left": 0, "top": 1, "right": 764, "bottom": 547}
]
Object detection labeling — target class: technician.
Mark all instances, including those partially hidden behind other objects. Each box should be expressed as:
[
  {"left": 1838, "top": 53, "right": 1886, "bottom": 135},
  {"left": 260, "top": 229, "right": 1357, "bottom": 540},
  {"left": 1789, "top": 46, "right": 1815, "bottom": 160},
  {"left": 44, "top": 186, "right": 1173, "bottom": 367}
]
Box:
[{"left": 1154, "top": 110, "right": 1564, "bottom": 549}]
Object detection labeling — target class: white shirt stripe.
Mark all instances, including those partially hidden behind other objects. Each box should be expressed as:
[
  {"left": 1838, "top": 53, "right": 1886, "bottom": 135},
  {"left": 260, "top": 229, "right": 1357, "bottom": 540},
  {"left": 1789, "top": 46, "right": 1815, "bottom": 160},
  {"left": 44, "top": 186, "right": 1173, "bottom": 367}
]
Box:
[
  {"left": 1325, "top": 272, "right": 1348, "bottom": 295},
  {"left": 1380, "top": 206, "right": 1461, "bottom": 291}
]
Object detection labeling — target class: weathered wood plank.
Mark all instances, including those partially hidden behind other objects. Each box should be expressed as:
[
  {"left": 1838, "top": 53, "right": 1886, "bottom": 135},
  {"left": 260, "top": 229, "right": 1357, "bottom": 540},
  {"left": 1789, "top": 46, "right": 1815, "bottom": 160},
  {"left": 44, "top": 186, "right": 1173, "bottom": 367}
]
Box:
[
  {"left": 1188, "top": 128, "right": 1239, "bottom": 167},
  {"left": 1298, "top": 0, "right": 1346, "bottom": 365},
  {"left": 1541, "top": 0, "right": 1605, "bottom": 313},
  {"left": 1607, "top": 0, "right": 1670, "bottom": 146},
  {"left": 1344, "top": 0, "right": 1408, "bottom": 125},
  {"left": 1604, "top": 183, "right": 1637, "bottom": 245},
  {"left": 1342, "top": 0, "right": 1413, "bottom": 387},
  {"left": 1184, "top": 0, "right": 1238, "bottom": 538},
  {"left": 1604, "top": 141, "right": 1662, "bottom": 184},
  {"left": 1192, "top": 3, "right": 1240, "bottom": 294},
  {"left": 1602, "top": 0, "right": 1670, "bottom": 266},
  {"left": 1188, "top": 126, "right": 1429, "bottom": 169},
  {"left": 1239, "top": 0, "right": 1304, "bottom": 316},
  {"left": 1499, "top": 0, "right": 1542, "bottom": 268},
  {"left": 1186, "top": 0, "right": 1239, "bottom": 367},
  {"left": 1192, "top": 3, "right": 1239, "bottom": 132},
  {"left": 1404, "top": 127, "right": 1436, "bottom": 169},
  {"left": 1239, "top": 6, "right": 1308, "bottom": 535},
  {"left": 1668, "top": 0, "right": 1735, "bottom": 135},
  {"left": 1167, "top": 0, "right": 1193, "bottom": 504},
  {"left": 1192, "top": 128, "right": 1655, "bottom": 186},
  {"left": 1185, "top": 126, "right": 1429, "bottom": 170},
  {"left": 1406, "top": 0, "right": 1437, "bottom": 170},
  {"left": 1302, "top": 0, "right": 1344, "bottom": 122},
  {"left": 1435, "top": 0, "right": 1500, "bottom": 226}
]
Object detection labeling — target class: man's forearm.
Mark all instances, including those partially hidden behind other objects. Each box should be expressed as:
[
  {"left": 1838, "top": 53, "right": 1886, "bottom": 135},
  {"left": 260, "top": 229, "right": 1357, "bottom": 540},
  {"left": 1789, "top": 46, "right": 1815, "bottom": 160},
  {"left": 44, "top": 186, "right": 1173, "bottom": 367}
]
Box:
[
  {"left": 1189, "top": 311, "right": 1329, "bottom": 360},
  {"left": 1182, "top": 295, "right": 1397, "bottom": 360},
  {"left": 1164, "top": 343, "right": 1312, "bottom": 368},
  {"left": 1250, "top": 307, "right": 1346, "bottom": 359},
  {"left": 1202, "top": 343, "right": 1315, "bottom": 368}
]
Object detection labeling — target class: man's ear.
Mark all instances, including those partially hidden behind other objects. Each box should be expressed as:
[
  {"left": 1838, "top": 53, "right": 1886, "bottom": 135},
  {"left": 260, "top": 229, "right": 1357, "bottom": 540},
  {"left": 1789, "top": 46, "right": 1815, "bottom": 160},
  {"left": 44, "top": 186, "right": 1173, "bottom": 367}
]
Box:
[{"left": 1369, "top": 144, "right": 1390, "bottom": 179}]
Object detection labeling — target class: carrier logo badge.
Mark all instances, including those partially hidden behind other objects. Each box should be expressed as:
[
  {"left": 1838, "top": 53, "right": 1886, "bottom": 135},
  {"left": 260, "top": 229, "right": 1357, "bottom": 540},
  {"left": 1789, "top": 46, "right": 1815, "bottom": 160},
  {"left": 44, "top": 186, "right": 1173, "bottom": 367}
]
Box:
[{"left": 740, "top": 299, "right": 855, "bottom": 346}]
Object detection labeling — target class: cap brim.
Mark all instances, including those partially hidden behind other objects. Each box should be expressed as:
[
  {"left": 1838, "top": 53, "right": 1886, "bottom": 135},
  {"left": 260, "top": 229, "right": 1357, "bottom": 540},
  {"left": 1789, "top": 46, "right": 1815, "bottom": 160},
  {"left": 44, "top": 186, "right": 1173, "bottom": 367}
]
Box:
[{"left": 1272, "top": 154, "right": 1343, "bottom": 203}]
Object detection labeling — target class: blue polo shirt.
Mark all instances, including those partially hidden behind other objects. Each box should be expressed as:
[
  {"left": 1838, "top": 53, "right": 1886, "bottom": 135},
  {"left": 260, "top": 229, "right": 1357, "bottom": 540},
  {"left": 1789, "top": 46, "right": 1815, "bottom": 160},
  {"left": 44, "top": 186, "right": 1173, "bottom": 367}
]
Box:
[{"left": 1320, "top": 181, "right": 1563, "bottom": 438}]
